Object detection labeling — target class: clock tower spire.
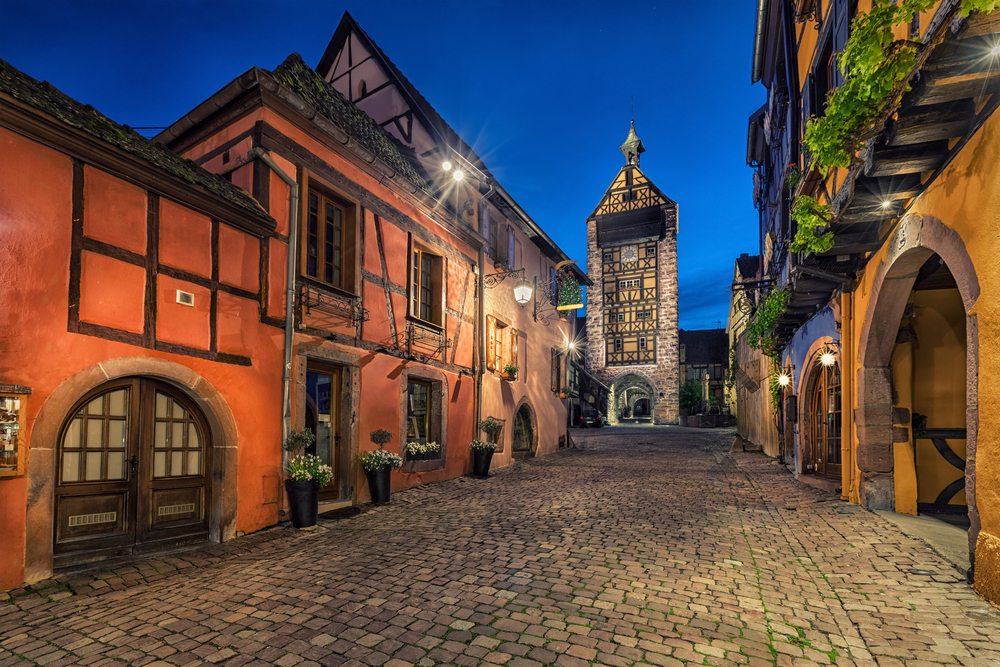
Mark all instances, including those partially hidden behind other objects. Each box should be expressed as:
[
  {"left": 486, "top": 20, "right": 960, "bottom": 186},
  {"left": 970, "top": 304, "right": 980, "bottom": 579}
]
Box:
[{"left": 619, "top": 120, "right": 645, "bottom": 167}]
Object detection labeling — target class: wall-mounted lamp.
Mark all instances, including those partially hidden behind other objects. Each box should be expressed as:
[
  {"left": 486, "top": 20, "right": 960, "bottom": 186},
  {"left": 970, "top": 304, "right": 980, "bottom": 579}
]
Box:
[
  {"left": 777, "top": 374, "right": 792, "bottom": 387},
  {"left": 819, "top": 350, "right": 836, "bottom": 367},
  {"left": 484, "top": 266, "right": 532, "bottom": 307},
  {"left": 513, "top": 276, "right": 533, "bottom": 306}
]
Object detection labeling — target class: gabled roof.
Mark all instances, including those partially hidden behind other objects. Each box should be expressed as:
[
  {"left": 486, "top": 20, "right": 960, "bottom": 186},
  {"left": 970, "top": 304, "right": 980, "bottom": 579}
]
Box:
[
  {"left": 588, "top": 164, "right": 676, "bottom": 221},
  {"left": 0, "top": 58, "right": 272, "bottom": 225},
  {"left": 679, "top": 329, "right": 729, "bottom": 366},
  {"left": 270, "top": 54, "right": 431, "bottom": 192},
  {"left": 315, "top": 11, "right": 587, "bottom": 283}
]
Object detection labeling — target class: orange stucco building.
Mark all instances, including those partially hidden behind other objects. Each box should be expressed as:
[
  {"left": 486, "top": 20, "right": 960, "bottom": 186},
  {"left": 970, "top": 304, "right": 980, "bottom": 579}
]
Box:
[{"left": 0, "top": 13, "right": 584, "bottom": 590}]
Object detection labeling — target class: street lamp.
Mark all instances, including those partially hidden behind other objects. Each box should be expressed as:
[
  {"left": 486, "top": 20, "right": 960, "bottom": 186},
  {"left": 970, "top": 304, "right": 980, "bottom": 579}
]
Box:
[{"left": 513, "top": 276, "right": 533, "bottom": 305}]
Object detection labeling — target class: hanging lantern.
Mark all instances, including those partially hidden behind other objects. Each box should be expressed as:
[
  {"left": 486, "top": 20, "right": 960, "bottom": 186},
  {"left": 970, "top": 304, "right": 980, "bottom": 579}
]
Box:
[{"left": 513, "top": 277, "right": 533, "bottom": 306}]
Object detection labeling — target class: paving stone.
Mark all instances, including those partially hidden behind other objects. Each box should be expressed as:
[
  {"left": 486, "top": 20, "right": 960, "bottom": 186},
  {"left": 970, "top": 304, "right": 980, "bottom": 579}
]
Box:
[{"left": 3, "top": 428, "right": 999, "bottom": 666}]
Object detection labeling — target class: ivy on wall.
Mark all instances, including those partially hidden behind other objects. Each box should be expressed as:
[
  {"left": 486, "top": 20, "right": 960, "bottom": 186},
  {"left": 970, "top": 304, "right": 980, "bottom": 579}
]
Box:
[
  {"left": 791, "top": 0, "right": 998, "bottom": 253},
  {"left": 745, "top": 289, "right": 789, "bottom": 356}
]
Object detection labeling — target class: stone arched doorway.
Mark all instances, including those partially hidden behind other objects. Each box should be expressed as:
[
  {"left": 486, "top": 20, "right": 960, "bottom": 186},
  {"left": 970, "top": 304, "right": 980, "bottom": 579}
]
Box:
[
  {"left": 608, "top": 373, "right": 654, "bottom": 424},
  {"left": 856, "top": 215, "right": 979, "bottom": 568},
  {"left": 25, "top": 358, "right": 240, "bottom": 583},
  {"left": 53, "top": 377, "right": 213, "bottom": 568},
  {"left": 511, "top": 403, "right": 536, "bottom": 458}
]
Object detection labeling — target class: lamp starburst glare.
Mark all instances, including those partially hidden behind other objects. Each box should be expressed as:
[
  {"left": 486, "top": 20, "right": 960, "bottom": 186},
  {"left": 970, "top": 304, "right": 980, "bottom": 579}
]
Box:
[
  {"left": 453, "top": 169, "right": 464, "bottom": 181},
  {"left": 442, "top": 160, "right": 452, "bottom": 171},
  {"left": 820, "top": 351, "right": 836, "bottom": 367},
  {"left": 778, "top": 373, "right": 791, "bottom": 387}
]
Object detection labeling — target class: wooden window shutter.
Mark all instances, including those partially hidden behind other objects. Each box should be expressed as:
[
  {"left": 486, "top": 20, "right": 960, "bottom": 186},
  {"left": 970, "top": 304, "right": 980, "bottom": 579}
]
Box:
[
  {"left": 510, "top": 329, "right": 518, "bottom": 368},
  {"left": 550, "top": 348, "right": 560, "bottom": 392},
  {"left": 486, "top": 315, "right": 496, "bottom": 371}
]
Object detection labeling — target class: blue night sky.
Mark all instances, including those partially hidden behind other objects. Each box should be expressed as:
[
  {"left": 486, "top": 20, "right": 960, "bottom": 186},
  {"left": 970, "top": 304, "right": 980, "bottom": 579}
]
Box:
[{"left": 2, "top": 0, "right": 763, "bottom": 331}]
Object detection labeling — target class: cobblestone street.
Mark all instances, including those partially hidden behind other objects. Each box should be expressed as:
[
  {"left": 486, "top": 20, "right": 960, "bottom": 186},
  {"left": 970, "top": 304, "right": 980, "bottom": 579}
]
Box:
[{"left": 2, "top": 426, "right": 999, "bottom": 667}]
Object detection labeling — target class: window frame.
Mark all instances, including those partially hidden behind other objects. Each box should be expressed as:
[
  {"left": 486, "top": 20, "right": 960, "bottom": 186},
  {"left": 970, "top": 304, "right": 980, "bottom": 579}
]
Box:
[
  {"left": 301, "top": 178, "right": 358, "bottom": 294},
  {"left": 408, "top": 238, "right": 445, "bottom": 328}
]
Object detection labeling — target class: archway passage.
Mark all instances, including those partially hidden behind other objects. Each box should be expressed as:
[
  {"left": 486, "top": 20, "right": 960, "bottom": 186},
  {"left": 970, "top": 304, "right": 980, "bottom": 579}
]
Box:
[
  {"left": 512, "top": 404, "right": 535, "bottom": 455},
  {"left": 54, "top": 378, "right": 212, "bottom": 568},
  {"left": 609, "top": 374, "right": 654, "bottom": 424}
]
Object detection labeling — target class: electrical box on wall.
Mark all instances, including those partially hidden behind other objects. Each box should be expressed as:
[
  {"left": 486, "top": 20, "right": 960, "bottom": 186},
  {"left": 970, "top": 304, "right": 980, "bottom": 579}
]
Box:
[
  {"left": 0, "top": 386, "right": 30, "bottom": 478},
  {"left": 785, "top": 394, "right": 797, "bottom": 423}
]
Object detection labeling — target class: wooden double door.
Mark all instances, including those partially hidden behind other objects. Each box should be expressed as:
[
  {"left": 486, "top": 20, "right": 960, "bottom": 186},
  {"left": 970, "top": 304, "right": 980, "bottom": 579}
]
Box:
[{"left": 54, "top": 378, "right": 211, "bottom": 568}]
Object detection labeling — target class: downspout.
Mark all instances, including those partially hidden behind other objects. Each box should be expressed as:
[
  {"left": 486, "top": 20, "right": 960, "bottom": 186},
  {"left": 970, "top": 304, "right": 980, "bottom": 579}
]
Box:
[
  {"left": 247, "top": 148, "right": 299, "bottom": 449},
  {"left": 841, "top": 290, "right": 855, "bottom": 502},
  {"left": 475, "top": 182, "right": 496, "bottom": 439}
]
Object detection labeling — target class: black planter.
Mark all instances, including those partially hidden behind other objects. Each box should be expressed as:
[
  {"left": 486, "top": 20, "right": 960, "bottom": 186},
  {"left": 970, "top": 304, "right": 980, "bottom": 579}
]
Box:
[
  {"left": 472, "top": 449, "right": 494, "bottom": 478},
  {"left": 285, "top": 478, "right": 319, "bottom": 528},
  {"left": 365, "top": 465, "right": 392, "bottom": 504},
  {"left": 408, "top": 451, "right": 426, "bottom": 461}
]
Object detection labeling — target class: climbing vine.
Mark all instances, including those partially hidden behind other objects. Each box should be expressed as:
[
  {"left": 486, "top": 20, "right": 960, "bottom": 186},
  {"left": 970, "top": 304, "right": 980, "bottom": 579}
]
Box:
[
  {"left": 792, "top": 0, "right": 998, "bottom": 252},
  {"left": 804, "top": 0, "right": 998, "bottom": 175},
  {"left": 745, "top": 289, "right": 788, "bottom": 355},
  {"left": 790, "top": 195, "right": 834, "bottom": 254},
  {"left": 725, "top": 342, "right": 739, "bottom": 393}
]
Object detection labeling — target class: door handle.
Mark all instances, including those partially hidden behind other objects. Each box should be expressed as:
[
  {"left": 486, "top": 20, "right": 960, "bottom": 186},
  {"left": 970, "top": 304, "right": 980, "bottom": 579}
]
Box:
[{"left": 127, "top": 455, "right": 138, "bottom": 478}]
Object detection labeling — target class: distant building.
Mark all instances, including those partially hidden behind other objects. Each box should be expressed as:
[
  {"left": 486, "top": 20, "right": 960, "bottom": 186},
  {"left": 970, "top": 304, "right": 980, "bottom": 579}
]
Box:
[
  {"left": 584, "top": 123, "right": 679, "bottom": 424},
  {"left": 678, "top": 328, "right": 729, "bottom": 412}
]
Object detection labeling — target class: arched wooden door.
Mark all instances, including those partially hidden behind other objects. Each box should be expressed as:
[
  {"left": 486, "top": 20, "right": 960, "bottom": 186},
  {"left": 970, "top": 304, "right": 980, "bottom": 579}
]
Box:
[
  {"left": 809, "top": 363, "right": 842, "bottom": 478},
  {"left": 54, "top": 378, "right": 212, "bottom": 568}
]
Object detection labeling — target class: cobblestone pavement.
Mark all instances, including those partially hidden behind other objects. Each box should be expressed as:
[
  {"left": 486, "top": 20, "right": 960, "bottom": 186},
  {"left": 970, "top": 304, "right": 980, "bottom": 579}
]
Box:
[{"left": 3, "top": 426, "right": 999, "bottom": 667}]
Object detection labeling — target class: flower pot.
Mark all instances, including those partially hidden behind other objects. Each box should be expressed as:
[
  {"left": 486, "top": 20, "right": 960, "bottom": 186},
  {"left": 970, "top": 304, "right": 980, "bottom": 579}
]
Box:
[
  {"left": 284, "top": 478, "right": 319, "bottom": 529},
  {"left": 408, "top": 451, "right": 425, "bottom": 461},
  {"left": 365, "top": 464, "right": 392, "bottom": 504},
  {"left": 472, "top": 449, "right": 494, "bottom": 478}
]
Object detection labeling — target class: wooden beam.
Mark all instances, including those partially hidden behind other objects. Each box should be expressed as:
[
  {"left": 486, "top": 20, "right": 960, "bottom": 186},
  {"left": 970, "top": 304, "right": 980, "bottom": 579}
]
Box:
[
  {"left": 961, "top": 10, "right": 1000, "bottom": 38},
  {"left": 867, "top": 140, "right": 949, "bottom": 176},
  {"left": 852, "top": 173, "right": 924, "bottom": 202},
  {"left": 906, "top": 69, "right": 1000, "bottom": 106},
  {"left": 886, "top": 99, "right": 976, "bottom": 146}
]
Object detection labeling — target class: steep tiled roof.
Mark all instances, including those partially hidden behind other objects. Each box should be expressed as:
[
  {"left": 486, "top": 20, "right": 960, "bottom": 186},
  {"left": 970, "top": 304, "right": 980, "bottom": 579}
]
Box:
[
  {"left": 270, "top": 54, "right": 431, "bottom": 193},
  {"left": 0, "top": 58, "right": 272, "bottom": 222},
  {"left": 680, "top": 329, "right": 729, "bottom": 366}
]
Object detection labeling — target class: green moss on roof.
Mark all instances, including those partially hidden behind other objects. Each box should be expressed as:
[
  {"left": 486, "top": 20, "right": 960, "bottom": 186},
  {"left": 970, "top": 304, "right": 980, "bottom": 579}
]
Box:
[
  {"left": 0, "top": 58, "right": 272, "bottom": 222},
  {"left": 270, "top": 54, "right": 430, "bottom": 193}
]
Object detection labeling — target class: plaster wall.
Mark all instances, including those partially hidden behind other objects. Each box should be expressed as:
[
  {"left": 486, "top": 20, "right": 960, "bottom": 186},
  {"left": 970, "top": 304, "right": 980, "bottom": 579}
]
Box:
[
  {"left": 851, "top": 108, "right": 998, "bottom": 601},
  {"left": 0, "top": 127, "right": 284, "bottom": 589}
]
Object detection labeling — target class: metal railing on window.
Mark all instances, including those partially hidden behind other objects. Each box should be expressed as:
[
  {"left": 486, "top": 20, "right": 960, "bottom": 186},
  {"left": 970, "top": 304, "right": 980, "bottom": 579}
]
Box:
[{"left": 300, "top": 284, "right": 369, "bottom": 323}]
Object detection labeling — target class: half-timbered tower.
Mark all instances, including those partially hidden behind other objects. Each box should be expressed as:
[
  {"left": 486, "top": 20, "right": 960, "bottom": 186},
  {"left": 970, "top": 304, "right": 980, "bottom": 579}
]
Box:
[{"left": 585, "top": 122, "right": 679, "bottom": 425}]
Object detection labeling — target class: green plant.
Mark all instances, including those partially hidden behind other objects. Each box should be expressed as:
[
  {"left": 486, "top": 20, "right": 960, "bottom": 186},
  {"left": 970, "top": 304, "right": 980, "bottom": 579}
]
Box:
[
  {"left": 406, "top": 441, "right": 440, "bottom": 455},
  {"left": 746, "top": 289, "right": 789, "bottom": 354},
  {"left": 560, "top": 386, "right": 572, "bottom": 394},
  {"left": 494, "top": 254, "right": 510, "bottom": 270},
  {"left": 470, "top": 438, "right": 496, "bottom": 452},
  {"left": 286, "top": 454, "right": 333, "bottom": 485},
  {"left": 357, "top": 429, "right": 402, "bottom": 472},
  {"left": 284, "top": 427, "right": 315, "bottom": 454},
  {"left": 785, "top": 164, "right": 801, "bottom": 191},
  {"left": 725, "top": 343, "right": 739, "bottom": 393},
  {"left": 478, "top": 418, "right": 502, "bottom": 437},
  {"left": 803, "top": 0, "right": 997, "bottom": 176},
  {"left": 502, "top": 363, "right": 519, "bottom": 379},
  {"left": 679, "top": 379, "right": 703, "bottom": 411},
  {"left": 790, "top": 195, "right": 834, "bottom": 254}
]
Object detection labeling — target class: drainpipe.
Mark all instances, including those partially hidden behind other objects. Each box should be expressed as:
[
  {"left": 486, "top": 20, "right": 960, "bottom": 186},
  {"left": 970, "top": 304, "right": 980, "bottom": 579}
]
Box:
[
  {"left": 841, "top": 290, "right": 854, "bottom": 502},
  {"left": 475, "top": 183, "right": 496, "bottom": 439},
  {"left": 245, "top": 148, "right": 299, "bottom": 449}
]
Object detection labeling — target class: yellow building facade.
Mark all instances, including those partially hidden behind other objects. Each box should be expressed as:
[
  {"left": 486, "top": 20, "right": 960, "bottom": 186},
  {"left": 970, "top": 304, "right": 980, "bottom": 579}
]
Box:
[{"left": 747, "top": 0, "right": 1000, "bottom": 602}]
